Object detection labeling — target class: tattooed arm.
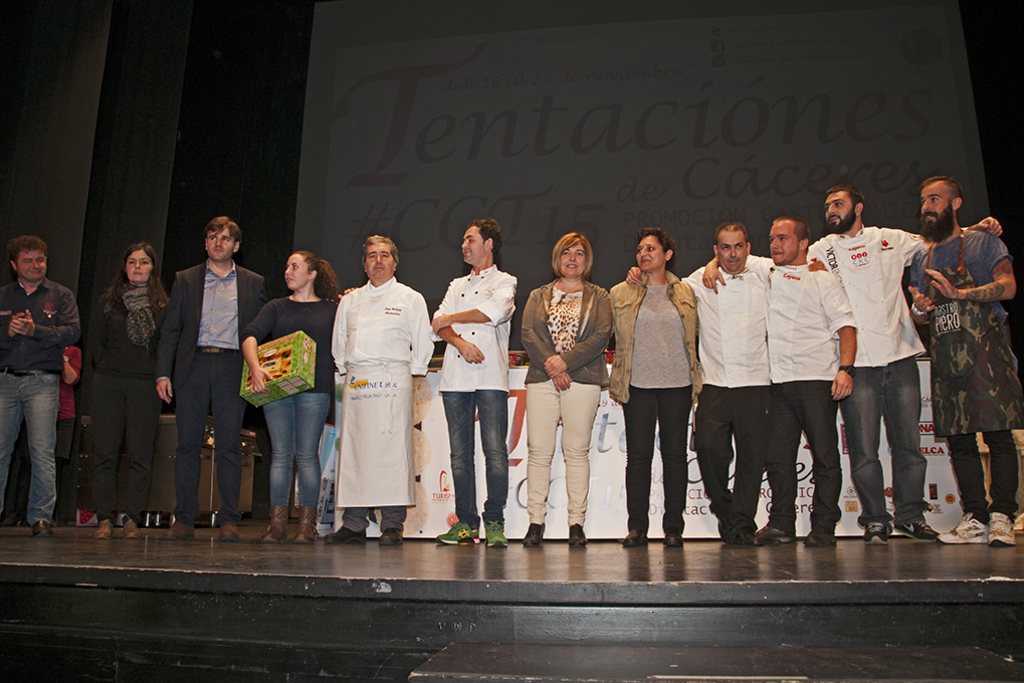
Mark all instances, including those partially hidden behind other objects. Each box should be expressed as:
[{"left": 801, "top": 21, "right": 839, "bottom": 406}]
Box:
[{"left": 924, "top": 258, "right": 1016, "bottom": 303}]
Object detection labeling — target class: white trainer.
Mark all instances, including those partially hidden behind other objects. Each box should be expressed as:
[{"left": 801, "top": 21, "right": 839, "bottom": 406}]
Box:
[
  {"left": 987, "top": 512, "right": 1016, "bottom": 547},
  {"left": 937, "top": 513, "right": 988, "bottom": 544}
]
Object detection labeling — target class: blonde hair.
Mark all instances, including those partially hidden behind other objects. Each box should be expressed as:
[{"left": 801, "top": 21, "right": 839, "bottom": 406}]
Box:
[{"left": 551, "top": 232, "right": 594, "bottom": 280}]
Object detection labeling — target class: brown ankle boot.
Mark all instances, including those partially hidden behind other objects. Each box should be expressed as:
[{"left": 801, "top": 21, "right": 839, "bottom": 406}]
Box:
[
  {"left": 293, "top": 506, "right": 318, "bottom": 544},
  {"left": 260, "top": 505, "right": 289, "bottom": 543}
]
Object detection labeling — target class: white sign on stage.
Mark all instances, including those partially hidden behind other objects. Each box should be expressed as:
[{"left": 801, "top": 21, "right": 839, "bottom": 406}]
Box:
[{"left": 322, "top": 360, "right": 960, "bottom": 540}]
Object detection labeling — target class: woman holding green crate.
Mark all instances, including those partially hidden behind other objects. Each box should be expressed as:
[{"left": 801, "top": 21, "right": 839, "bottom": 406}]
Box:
[{"left": 242, "top": 251, "right": 339, "bottom": 544}]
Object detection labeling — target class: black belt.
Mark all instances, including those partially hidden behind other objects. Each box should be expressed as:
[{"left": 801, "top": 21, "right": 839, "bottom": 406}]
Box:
[
  {"left": 197, "top": 347, "right": 239, "bottom": 354},
  {"left": 2, "top": 369, "right": 59, "bottom": 376}
]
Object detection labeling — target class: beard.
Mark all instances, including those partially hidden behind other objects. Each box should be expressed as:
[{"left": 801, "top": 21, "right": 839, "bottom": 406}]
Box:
[
  {"left": 920, "top": 205, "right": 956, "bottom": 243},
  {"left": 827, "top": 209, "right": 857, "bottom": 235}
]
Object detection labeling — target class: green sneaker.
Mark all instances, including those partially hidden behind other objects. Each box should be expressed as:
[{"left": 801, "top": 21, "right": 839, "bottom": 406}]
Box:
[
  {"left": 485, "top": 521, "right": 507, "bottom": 548},
  {"left": 436, "top": 521, "right": 478, "bottom": 545}
]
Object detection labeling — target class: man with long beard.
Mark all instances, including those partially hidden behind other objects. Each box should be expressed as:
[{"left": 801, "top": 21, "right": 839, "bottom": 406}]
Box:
[
  {"left": 909, "top": 176, "right": 1022, "bottom": 547},
  {"left": 806, "top": 184, "right": 991, "bottom": 544}
]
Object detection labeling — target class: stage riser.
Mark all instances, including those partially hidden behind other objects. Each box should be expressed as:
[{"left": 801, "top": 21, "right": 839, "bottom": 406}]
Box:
[
  {"left": 0, "top": 629, "right": 430, "bottom": 682},
  {"left": 2, "top": 583, "right": 1022, "bottom": 682}
]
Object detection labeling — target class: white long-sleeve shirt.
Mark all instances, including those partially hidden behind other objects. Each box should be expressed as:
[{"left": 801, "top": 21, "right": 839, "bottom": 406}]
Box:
[
  {"left": 432, "top": 265, "right": 517, "bottom": 392},
  {"left": 767, "top": 264, "right": 857, "bottom": 383},
  {"left": 685, "top": 256, "right": 771, "bottom": 388},
  {"left": 333, "top": 277, "right": 432, "bottom": 376},
  {"left": 808, "top": 227, "right": 925, "bottom": 367}
]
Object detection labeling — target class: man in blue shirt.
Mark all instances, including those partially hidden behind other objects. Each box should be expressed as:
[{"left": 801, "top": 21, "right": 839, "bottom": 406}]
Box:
[
  {"left": 0, "top": 236, "right": 80, "bottom": 537},
  {"left": 157, "top": 217, "right": 266, "bottom": 541},
  {"left": 909, "top": 176, "right": 1022, "bottom": 547}
]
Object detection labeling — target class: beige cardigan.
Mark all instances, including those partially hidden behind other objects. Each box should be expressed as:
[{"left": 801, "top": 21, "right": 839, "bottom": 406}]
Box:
[{"left": 608, "top": 271, "right": 702, "bottom": 404}]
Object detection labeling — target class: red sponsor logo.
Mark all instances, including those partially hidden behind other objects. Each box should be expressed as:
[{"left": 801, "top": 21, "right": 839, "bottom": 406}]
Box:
[
  {"left": 881, "top": 240, "right": 892, "bottom": 249},
  {"left": 919, "top": 422, "right": 934, "bottom": 434},
  {"left": 783, "top": 273, "right": 801, "bottom": 281},
  {"left": 850, "top": 251, "right": 868, "bottom": 260},
  {"left": 920, "top": 445, "right": 945, "bottom": 455}
]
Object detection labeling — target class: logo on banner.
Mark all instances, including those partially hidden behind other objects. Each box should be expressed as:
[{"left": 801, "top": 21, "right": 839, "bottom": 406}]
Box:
[
  {"left": 432, "top": 471, "right": 455, "bottom": 503},
  {"left": 945, "top": 494, "right": 956, "bottom": 505}
]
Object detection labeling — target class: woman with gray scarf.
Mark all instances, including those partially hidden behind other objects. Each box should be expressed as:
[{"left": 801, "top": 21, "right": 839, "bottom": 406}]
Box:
[{"left": 90, "top": 242, "right": 169, "bottom": 540}]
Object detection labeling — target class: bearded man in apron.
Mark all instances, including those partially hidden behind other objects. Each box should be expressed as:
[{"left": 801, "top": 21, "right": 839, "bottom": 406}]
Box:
[
  {"left": 909, "top": 176, "right": 1022, "bottom": 547},
  {"left": 326, "top": 236, "right": 433, "bottom": 546}
]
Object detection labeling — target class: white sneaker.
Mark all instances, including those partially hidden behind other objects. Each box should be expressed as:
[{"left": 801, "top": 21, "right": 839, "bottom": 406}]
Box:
[
  {"left": 988, "top": 512, "right": 1016, "bottom": 547},
  {"left": 937, "top": 513, "right": 988, "bottom": 544}
]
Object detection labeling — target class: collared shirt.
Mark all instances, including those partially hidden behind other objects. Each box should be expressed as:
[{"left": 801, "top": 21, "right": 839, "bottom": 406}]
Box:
[
  {"left": 685, "top": 256, "right": 771, "bottom": 388},
  {"left": 0, "top": 277, "right": 81, "bottom": 373},
  {"left": 432, "top": 265, "right": 517, "bottom": 392},
  {"left": 198, "top": 261, "right": 239, "bottom": 349},
  {"left": 809, "top": 227, "right": 925, "bottom": 367},
  {"left": 333, "top": 277, "right": 432, "bottom": 375},
  {"left": 767, "top": 264, "right": 857, "bottom": 383}
]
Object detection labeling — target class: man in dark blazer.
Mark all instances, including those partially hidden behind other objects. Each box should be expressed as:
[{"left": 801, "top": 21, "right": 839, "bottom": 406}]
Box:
[{"left": 156, "top": 217, "right": 266, "bottom": 541}]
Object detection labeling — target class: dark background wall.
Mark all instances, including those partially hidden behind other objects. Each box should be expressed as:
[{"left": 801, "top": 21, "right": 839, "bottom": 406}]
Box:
[{"left": 1, "top": 0, "right": 1021, "bottom": 364}]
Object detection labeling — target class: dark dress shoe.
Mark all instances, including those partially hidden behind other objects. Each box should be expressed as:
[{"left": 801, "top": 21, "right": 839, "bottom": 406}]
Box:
[
  {"left": 522, "top": 523, "right": 544, "bottom": 547},
  {"left": 568, "top": 523, "right": 587, "bottom": 547},
  {"left": 379, "top": 528, "right": 403, "bottom": 546},
  {"left": 622, "top": 529, "right": 648, "bottom": 547},
  {"left": 324, "top": 527, "right": 367, "bottom": 544},
  {"left": 31, "top": 520, "right": 53, "bottom": 538},
  {"left": 804, "top": 527, "right": 837, "bottom": 547},
  {"left": 729, "top": 527, "right": 762, "bottom": 546},
  {"left": 218, "top": 522, "right": 240, "bottom": 543},
  {"left": 161, "top": 521, "right": 195, "bottom": 541},
  {"left": 663, "top": 528, "right": 684, "bottom": 547},
  {"left": 754, "top": 525, "right": 795, "bottom": 544}
]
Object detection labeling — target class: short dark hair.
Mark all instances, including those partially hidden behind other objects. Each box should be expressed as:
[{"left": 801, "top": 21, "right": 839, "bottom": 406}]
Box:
[
  {"left": 826, "top": 184, "right": 865, "bottom": 207},
  {"left": 468, "top": 218, "right": 502, "bottom": 256},
  {"left": 637, "top": 227, "right": 677, "bottom": 271},
  {"left": 714, "top": 222, "right": 748, "bottom": 242},
  {"left": 7, "top": 235, "right": 47, "bottom": 263},
  {"left": 7, "top": 235, "right": 47, "bottom": 281},
  {"left": 920, "top": 175, "right": 963, "bottom": 200},
  {"left": 774, "top": 216, "right": 810, "bottom": 243},
  {"left": 204, "top": 216, "right": 242, "bottom": 242}
]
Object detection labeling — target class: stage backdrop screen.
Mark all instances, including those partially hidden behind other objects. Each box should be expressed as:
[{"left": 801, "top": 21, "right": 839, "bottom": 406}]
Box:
[{"left": 296, "top": 1, "right": 986, "bottom": 346}]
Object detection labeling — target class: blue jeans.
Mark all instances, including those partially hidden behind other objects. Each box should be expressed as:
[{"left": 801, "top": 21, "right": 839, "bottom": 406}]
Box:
[
  {"left": 263, "top": 391, "right": 331, "bottom": 507},
  {"left": 0, "top": 373, "right": 59, "bottom": 524},
  {"left": 441, "top": 390, "right": 509, "bottom": 528},
  {"left": 839, "top": 356, "right": 928, "bottom": 527}
]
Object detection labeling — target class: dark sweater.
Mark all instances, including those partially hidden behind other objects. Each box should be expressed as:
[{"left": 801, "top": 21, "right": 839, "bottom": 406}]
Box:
[
  {"left": 90, "top": 300, "right": 165, "bottom": 379},
  {"left": 242, "top": 297, "right": 338, "bottom": 395}
]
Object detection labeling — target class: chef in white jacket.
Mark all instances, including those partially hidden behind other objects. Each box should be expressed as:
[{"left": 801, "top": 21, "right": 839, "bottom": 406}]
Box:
[{"left": 326, "top": 235, "right": 432, "bottom": 546}]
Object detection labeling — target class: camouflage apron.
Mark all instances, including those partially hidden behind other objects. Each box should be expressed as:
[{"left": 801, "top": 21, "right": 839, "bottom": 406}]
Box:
[{"left": 925, "top": 234, "right": 1024, "bottom": 437}]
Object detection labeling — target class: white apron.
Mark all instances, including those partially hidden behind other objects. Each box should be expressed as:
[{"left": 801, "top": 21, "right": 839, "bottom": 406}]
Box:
[{"left": 335, "top": 364, "right": 415, "bottom": 507}]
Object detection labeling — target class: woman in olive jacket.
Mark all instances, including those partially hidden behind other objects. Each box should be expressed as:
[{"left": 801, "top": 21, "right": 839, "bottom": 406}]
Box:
[
  {"left": 609, "top": 228, "right": 701, "bottom": 548},
  {"left": 520, "top": 233, "right": 612, "bottom": 548}
]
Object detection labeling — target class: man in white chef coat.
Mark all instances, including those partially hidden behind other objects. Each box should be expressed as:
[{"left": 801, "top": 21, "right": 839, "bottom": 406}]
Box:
[
  {"left": 326, "top": 236, "right": 432, "bottom": 546},
  {"left": 431, "top": 219, "right": 517, "bottom": 547},
  {"left": 756, "top": 216, "right": 857, "bottom": 548}
]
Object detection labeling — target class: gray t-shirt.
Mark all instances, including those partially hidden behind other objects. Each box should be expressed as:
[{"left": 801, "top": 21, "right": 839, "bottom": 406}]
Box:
[{"left": 630, "top": 284, "right": 691, "bottom": 389}]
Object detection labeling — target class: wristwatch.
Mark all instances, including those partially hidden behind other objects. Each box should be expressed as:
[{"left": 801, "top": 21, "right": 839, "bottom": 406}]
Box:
[{"left": 839, "top": 365, "right": 856, "bottom": 377}]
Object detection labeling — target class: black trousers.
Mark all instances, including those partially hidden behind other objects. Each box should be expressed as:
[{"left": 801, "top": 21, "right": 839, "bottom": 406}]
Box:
[
  {"left": 764, "top": 381, "right": 842, "bottom": 534},
  {"left": 91, "top": 372, "right": 162, "bottom": 523},
  {"left": 695, "top": 384, "right": 770, "bottom": 540},
  {"left": 173, "top": 352, "right": 246, "bottom": 526},
  {"left": 947, "top": 430, "right": 1019, "bottom": 523},
  {"left": 621, "top": 385, "right": 692, "bottom": 534}
]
